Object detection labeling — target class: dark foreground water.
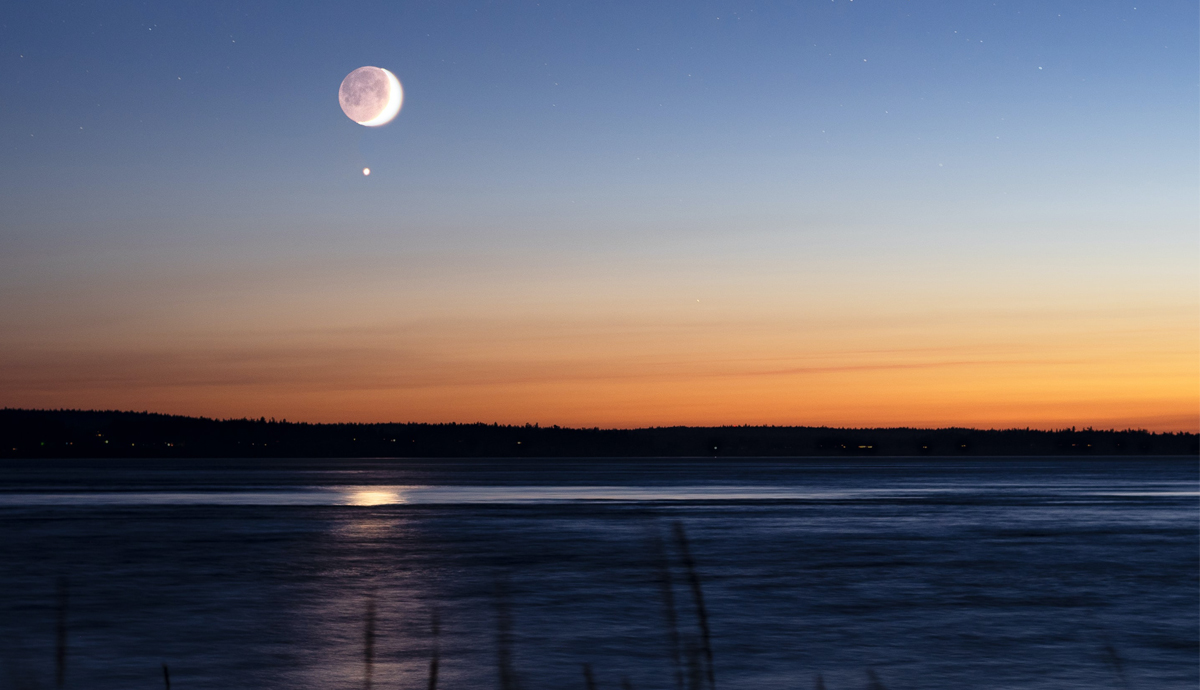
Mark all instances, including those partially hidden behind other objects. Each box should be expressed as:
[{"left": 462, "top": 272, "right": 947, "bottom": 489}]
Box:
[{"left": 0, "top": 457, "right": 1194, "bottom": 689}]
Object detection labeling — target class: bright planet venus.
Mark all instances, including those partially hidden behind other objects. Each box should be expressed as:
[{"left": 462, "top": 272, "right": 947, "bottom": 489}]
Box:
[{"left": 338, "top": 66, "right": 402, "bottom": 126}]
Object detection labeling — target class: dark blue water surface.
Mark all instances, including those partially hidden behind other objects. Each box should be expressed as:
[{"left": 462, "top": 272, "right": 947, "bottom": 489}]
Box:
[{"left": 0, "top": 457, "right": 1195, "bottom": 689}]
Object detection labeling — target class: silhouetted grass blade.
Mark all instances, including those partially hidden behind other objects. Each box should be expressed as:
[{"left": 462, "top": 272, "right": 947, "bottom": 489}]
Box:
[
  {"left": 673, "top": 524, "right": 714, "bottom": 690},
  {"left": 685, "top": 644, "right": 703, "bottom": 690},
  {"left": 428, "top": 609, "right": 440, "bottom": 690},
  {"left": 363, "top": 596, "right": 375, "bottom": 690},
  {"left": 1103, "top": 642, "right": 1133, "bottom": 690},
  {"left": 652, "top": 529, "right": 684, "bottom": 690},
  {"left": 495, "top": 579, "right": 520, "bottom": 690},
  {"left": 55, "top": 577, "right": 67, "bottom": 689}
]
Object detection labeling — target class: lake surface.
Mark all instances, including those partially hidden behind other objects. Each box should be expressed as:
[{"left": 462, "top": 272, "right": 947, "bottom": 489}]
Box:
[{"left": 0, "top": 457, "right": 1194, "bottom": 689}]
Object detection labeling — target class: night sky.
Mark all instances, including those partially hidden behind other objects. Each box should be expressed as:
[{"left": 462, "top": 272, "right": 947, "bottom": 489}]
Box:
[{"left": 2, "top": 1, "right": 1196, "bottom": 430}]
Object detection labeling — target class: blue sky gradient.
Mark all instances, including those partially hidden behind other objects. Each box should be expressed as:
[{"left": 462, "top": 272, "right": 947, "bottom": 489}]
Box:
[{"left": 2, "top": 1, "right": 1196, "bottom": 428}]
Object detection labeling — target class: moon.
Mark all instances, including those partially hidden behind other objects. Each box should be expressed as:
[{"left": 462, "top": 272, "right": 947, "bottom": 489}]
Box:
[{"left": 339, "top": 66, "right": 402, "bottom": 127}]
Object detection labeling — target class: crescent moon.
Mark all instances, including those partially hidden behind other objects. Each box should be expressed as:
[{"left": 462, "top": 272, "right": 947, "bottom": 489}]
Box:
[
  {"left": 339, "top": 66, "right": 403, "bottom": 127},
  {"left": 360, "top": 69, "right": 402, "bottom": 127}
]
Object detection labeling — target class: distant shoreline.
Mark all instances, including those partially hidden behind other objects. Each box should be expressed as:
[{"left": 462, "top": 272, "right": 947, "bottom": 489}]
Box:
[{"left": 2, "top": 408, "right": 1196, "bottom": 459}]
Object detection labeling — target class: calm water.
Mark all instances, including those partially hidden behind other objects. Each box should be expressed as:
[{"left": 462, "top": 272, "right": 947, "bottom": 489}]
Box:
[{"left": 0, "top": 457, "right": 1194, "bottom": 689}]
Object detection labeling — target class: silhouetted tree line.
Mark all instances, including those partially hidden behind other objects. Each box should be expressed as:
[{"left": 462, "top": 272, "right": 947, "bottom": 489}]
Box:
[{"left": 1, "top": 408, "right": 1196, "bottom": 459}]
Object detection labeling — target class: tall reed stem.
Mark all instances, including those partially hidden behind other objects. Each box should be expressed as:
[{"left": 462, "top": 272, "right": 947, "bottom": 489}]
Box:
[
  {"left": 673, "top": 524, "right": 714, "bottom": 690},
  {"left": 363, "top": 597, "right": 376, "bottom": 690},
  {"left": 55, "top": 577, "right": 68, "bottom": 689}
]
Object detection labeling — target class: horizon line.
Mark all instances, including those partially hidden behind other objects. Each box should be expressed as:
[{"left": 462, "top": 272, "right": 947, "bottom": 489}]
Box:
[{"left": 5, "top": 408, "right": 1195, "bottom": 436}]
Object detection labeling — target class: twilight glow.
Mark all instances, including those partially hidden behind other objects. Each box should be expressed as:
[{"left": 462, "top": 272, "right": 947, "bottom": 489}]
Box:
[{"left": 0, "top": 1, "right": 1195, "bottom": 431}]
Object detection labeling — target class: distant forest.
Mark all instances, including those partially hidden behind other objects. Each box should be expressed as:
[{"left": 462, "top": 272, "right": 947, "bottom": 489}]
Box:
[{"left": 1, "top": 409, "right": 1196, "bottom": 459}]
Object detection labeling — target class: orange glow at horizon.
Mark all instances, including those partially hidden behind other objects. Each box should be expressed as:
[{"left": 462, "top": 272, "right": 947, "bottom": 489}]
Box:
[
  {"left": 2, "top": 237, "right": 1196, "bottom": 433},
  {"left": 2, "top": 307, "right": 1195, "bottom": 432}
]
